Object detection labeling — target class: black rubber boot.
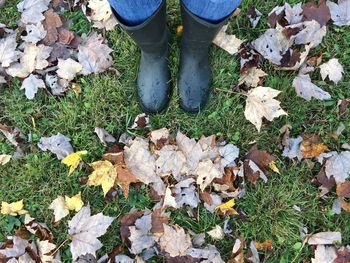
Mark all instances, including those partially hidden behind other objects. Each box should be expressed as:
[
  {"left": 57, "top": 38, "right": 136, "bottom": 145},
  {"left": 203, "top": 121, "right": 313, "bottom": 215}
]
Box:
[
  {"left": 178, "top": 3, "right": 230, "bottom": 113},
  {"left": 112, "top": 1, "right": 170, "bottom": 114}
]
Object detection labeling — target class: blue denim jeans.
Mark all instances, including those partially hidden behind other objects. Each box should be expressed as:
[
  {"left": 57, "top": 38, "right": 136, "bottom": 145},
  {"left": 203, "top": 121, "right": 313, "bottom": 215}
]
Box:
[{"left": 108, "top": 0, "right": 241, "bottom": 25}]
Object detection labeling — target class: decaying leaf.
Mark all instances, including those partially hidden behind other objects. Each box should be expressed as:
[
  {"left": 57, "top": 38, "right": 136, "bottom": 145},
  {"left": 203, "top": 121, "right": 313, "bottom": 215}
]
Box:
[
  {"left": 0, "top": 236, "right": 29, "bottom": 258},
  {"left": 21, "top": 74, "right": 46, "bottom": 100},
  {"left": 0, "top": 154, "right": 11, "bottom": 165},
  {"left": 49, "top": 193, "right": 84, "bottom": 222},
  {"left": 0, "top": 33, "right": 21, "bottom": 68},
  {"left": 327, "top": 0, "right": 350, "bottom": 26},
  {"left": 301, "top": 134, "right": 329, "bottom": 158},
  {"left": 318, "top": 151, "right": 350, "bottom": 184},
  {"left": 244, "top": 86, "right": 287, "bottom": 132},
  {"left": 17, "top": 0, "right": 51, "bottom": 24},
  {"left": 78, "top": 32, "right": 113, "bottom": 75},
  {"left": 196, "top": 160, "right": 222, "bottom": 192},
  {"left": 21, "top": 23, "right": 47, "bottom": 44},
  {"left": 215, "top": 199, "right": 238, "bottom": 216},
  {"left": 85, "top": 0, "right": 117, "bottom": 30},
  {"left": 94, "top": 127, "right": 116, "bottom": 146},
  {"left": 320, "top": 58, "right": 344, "bottom": 84},
  {"left": 247, "top": 7, "right": 262, "bottom": 28},
  {"left": 293, "top": 74, "right": 331, "bottom": 101},
  {"left": 68, "top": 204, "right": 114, "bottom": 261},
  {"left": 61, "top": 151, "right": 87, "bottom": 176},
  {"left": 308, "top": 231, "right": 342, "bottom": 245},
  {"left": 213, "top": 25, "right": 244, "bottom": 55},
  {"left": 238, "top": 67, "right": 267, "bottom": 88},
  {"left": 302, "top": 0, "right": 331, "bottom": 26},
  {"left": 57, "top": 58, "right": 82, "bottom": 81},
  {"left": 311, "top": 245, "right": 337, "bottom": 263},
  {"left": 207, "top": 225, "right": 225, "bottom": 240},
  {"left": 38, "top": 133, "right": 74, "bottom": 160},
  {"left": 1, "top": 200, "right": 28, "bottom": 216},
  {"left": 159, "top": 224, "right": 192, "bottom": 257}
]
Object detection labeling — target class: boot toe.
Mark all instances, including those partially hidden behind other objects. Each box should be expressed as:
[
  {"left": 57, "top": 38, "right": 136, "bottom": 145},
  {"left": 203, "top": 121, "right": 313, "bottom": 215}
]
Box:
[{"left": 138, "top": 80, "right": 170, "bottom": 114}]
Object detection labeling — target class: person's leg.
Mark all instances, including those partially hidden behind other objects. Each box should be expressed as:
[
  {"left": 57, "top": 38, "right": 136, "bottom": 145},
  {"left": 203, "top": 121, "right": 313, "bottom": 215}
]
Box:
[
  {"left": 108, "top": 0, "right": 171, "bottom": 113},
  {"left": 108, "top": 0, "right": 161, "bottom": 26},
  {"left": 178, "top": 0, "right": 241, "bottom": 113},
  {"left": 182, "top": 0, "right": 241, "bottom": 23}
]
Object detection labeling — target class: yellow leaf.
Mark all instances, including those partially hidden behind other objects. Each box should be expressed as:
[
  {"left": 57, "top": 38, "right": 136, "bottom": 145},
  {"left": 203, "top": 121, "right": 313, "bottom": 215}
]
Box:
[
  {"left": 61, "top": 151, "right": 87, "bottom": 176},
  {"left": 177, "top": 25, "right": 183, "bottom": 35},
  {"left": 87, "top": 160, "right": 118, "bottom": 196},
  {"left": 268, "top": 161, "right": 280, "bottom": 174},
  {"left": 1, "top": 200, "right": 28, "bottom": 216},
  {"left": 215, "top": 199, "right": 238, "bottom": 216},
  {"left": 65, "top": 192, "right": 84, "bottom": 212}
]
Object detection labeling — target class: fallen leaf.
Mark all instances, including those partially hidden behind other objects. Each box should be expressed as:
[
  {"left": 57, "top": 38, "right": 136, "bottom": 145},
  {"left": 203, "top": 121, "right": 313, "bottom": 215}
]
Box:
[
  {"left": 187, "top": 245, "right": 224, "bottom": 263},
  {"left": 247, "top": 7, "right": 262, "bottom": 28},
  {"left": 320, "top": 58, "right": 344, "bottom": 84},
  {"left": 0, "top": 236, "right": 29, "bottom": 258},
  {"left": 302, "top": 0, "right": 331, "bottom": 26},
  {"left": 327, "top": 0, "right": 350, "bottom": 26},
  {"left": 318, "top": 151, "right": 350, "bottom": 184},
  {"left": 68, "top": 204, "right": 114, "bottom": 261},
  {"left": 215, "top": 199, "right": 238, "bottom": 216},
  {"left": 1, "top": 200, "right": 28, "bottom": 216},
  {"left": 115, "top": 166, "right": 140, "bottom": 198},
  {"left": 246, "top": 241, "right": 260, "bottom": 263},
  {"left": 254, "top": 240, "right": 273, "bottom": 251},
  {"left": 213, "top": 25, "right": 243, "bottom": 55},
  {"left": 37, "top": 240, "right": 57, "bottom": 262},
  {"left": 0, "top": 33, "right": 21, "bottom": 68},
  {"left": 268, "top": 161, "right": 280, "bottom": 174},
  {"left": 78, "top": 32, "right": 113, "bottom": 75},
  {"left": 49, "top": 196, "right": 69, "bottom": 222},
  {"left": 85, "top": 0, "right": 117, "bottom": 30},
  {"left": 61, "top": 151, "right": 87, "bottom": 176},
  {"left": 0, "top": 154, "right": 11, "bottom": 165},
  {"left": 41, "top": 9, "right": 63, "bottom": 45},
  {"left": 65, "top": 192, "right": 84, "bottom": 212},
  {"left": 244, "top": 86, "right": 288, "bottom": 132},
  {"left": 282, "top": 136, "right": 303, "bottom": 160},
  {"left": 285, "top": 3, "right": 303, "bottom": 25},
  {"left": 196, "top": 160, "right": 222, "bottom": 191},
  {"left": 94, "top": 127, "right": 116, "bottom": 146},
  {"left": 21, "top": 74, "right": 46, "bottom": 100},
  {"left": 207, "top": 225, "right": 225, "bottom": 240},
  {"left": 301, "top": 135, "right": 329, "bottom": 158},
  {"left": 21, "top": 22, "right": 47, "bottom": 44},
  {"left": 17, "top": 0, "right": 51, "bottom": 24},
  {"left": 336, "top": 181, "right": 350, "bottom": 197},
  {"left": 57, "top": 58, "right": 82, "bottom": 81},
  {"left": 311, "top": 245, "right": 337, "bottom": 263},
  {"left": 130, "top": 113, "right": 149, "bottom": 129},
  {"left": 37, "top": 133, "right": 74, "bottom": 160},
  {"left": 308, "top": 232, "right": 342, "bottom": 245},
  {"left": 238, "top": 67, "right": 267, "bottom": 88},
  {"left": 294, "top": 20, "right": 327, "bottom": 47},
  {"left": 159, "top": 224, "right": 192, "bottom": 257},
  {"left": 87, "top": 160, "right": 118, "bottom": 196},
  {"left": 293, "top": 74, "right": 331, "bottom": 101}
]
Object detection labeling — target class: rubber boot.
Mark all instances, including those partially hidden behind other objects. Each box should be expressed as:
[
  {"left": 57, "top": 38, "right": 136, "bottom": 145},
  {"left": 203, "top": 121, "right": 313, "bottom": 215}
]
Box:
[
  {"left": 112, "top": 0, "right": 170, "bottom": 114},
  {"left": 178, "top": 2, "right": 230, "bottom": 113}
]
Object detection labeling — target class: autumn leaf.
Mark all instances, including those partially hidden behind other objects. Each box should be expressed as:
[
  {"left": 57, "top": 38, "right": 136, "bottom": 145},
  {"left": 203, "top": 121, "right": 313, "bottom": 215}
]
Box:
[
  {"left": 207, "top": 225, "right": 225, "bottom": 240},
  {"left": 215, "top": 199, "right": 238, "bottom": 216},
  {"left": 159, "top": 224, "right": 192, "bottom": 257},
  {"left": 320, "top": 58, "right": 344, "bottom": 84},
  {"left": 1, "top": 200, "right": 28, "bottom": 216},
  {"left": 115, "top": 166, "right": 140, "bottom": 198},
  {"left": 245, "top": 86, "right": 288, "bottom": 132},
  {"left": 254, "top": 240, "right": 273, "bottom": 251},
  {"left": 0, "top": 154, "right": 11, "bottom": 165},
  {"left": 301, "top": 135, "right": 329, "bottom": 158},
  {"left": 37, "top": 133, "right": 74, "bottom": 160},
  {"left": 61, "top": 150, "right": 87, "bottom": 176},
  {"left": 68, "top": 204, "right": 114, "bottom": 261},
  {"left": 308, "top": 231, "right": 342, "bottom": 245},
  {"left": 327, "top": 0, "right": 350, "bottom": 26},
  {"left": 213, "top": 25, "right": 244, "bottom": 55},
  {"left": 49, "top": 193, "right": 84, "bottom": 222},
  {"left": 87, "top": 160, "right": 118, "bottom": 196}
]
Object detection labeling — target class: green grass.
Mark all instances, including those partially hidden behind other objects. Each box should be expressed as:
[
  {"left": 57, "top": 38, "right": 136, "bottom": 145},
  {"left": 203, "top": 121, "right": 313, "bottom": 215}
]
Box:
[{"left": 1, "top": 0, "right": 350, "bottom": 262}]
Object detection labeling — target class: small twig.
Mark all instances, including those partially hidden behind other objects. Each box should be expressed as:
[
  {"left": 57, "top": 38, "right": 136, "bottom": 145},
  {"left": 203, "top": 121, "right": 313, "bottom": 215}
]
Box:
[
  {"left": 290, "top": 234, "right": 312, "bottom": 263},
  {"left": 52, "top": 238, "right": 70, "bottom": 256},
  {"left": 215, "top": 88, "right": 246, "bottom": 96}
]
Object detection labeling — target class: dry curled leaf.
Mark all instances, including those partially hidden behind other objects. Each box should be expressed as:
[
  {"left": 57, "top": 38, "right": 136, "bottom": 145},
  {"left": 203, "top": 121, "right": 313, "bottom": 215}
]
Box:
[
  {"left": 320, "top": 58, "right": 344, "bottom": 84},
  {"left": 213, "top": 25, "right": 244, "bottom": 55}
]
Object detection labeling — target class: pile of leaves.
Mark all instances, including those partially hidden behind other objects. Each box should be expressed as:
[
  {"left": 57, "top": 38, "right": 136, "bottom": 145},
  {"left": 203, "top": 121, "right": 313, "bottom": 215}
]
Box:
[{"left": 0, "top": 0, "right": 115, "bottom": 99}]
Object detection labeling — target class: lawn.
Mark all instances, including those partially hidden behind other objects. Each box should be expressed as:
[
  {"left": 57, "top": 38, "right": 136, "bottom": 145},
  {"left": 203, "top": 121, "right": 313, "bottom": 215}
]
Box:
[{"left": 1, "top": 0, "right": 350, "bottom": 262}]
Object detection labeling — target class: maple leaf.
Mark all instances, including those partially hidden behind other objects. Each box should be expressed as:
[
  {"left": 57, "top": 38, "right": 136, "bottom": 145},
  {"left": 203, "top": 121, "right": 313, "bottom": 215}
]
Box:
[
  {"left": 1, "top": 200, "right": 27, "bottom": 216},
  {"left": 49, "top": 193, "right": 84, "bottom": 222},
  {"left": 68, "top": 204, "right": 114, "bottom": 261},
  {"left": 247, "top": 7, "right": 262, "bottom": 28},
  {"left": 85, "top": 0, "right": 117, "bottom": 30},
  {"left": 285, "top": 3, "right": 303, "bottom": 25},
  {"left": 196, "top": 160, "right": 222, "bottom": 192},
  {"left": 77, "top": 32, "right": 113, "bottom": 75},
  {"left": 57, "top": 58, "right": 82, "bottom": 81},
  {"left": 115, "top": 166, "right": 139, "bottom": 198},
  {"left": 17, "top": 0, "right": 50, "bottom": 24},
  {"left": 0, "top": 154, "right": 11, "bottom": 165},
  {"left": 320, "top": 58, "right": 344, "bottom": 84},
  {"left": 318, "top": 151, "right": 350, "bottom": 184},
  {"left": 159, "top": 224, "right": 192, "bottom": 257},
  {"left": 327, "top": 0, "right": 350, "bottom": 26},
  {"left": 293, "top": 74, "right": 331, "bottom": 101},
  {"left": 311, "top": 245, "right": 337, "bottom": 263},
  {"left": 37, "top": 240, "right": 57, "bottom": 262},
  {"left": 21, "top": 74, "right": 46, "bottom": 100},
  {"left": 301, "top": 135, "right": 329, "bottom": 158},
  {"left": 87, "top": 160, "right": 118, "bottom": 196},
  {"left": 282, "top": 136, "right": 303, "bottom": 160},
  {"left": 336, "top": 181, "right": 350, "bottom": 197},
  {"left": 21, "top": 23, "right": 47, "bottom": 44},
  {"left": 244, "top": 86, "right": 287, "bottom": 132},
  {"left": 0, "top": 33, "right": 21, "bottom": 68},
  {"left": 294, "top": 20, "right": 327, "bottom": 47},
  {"left": 308, "top": 232, "right": 342, "bottom": 245},
  {"left": 37, "top": 133, "right": 74, "bottom": 160},
  {"left": 163, "top": 187, "right": 178, "bottom": 209},
  {"left": 155, "top": 145, "right": 186, "bottom": 180},
  {"left": 213, "top": 25, "right": 244, "bottom": 55},
  {"left": 215, "top": 198, "right": 238, "bottom": 216},
  {"left": 302, "top": 0, "right": 331, "bottom": 26},
  {"left": 0, "top": 236, "right": 29, "bottom": 258},
  {"left": 238, "top": 67, "right": 267, "bottom": 88},
  {"left": 61, "top": 151, "right": 87, "bottom": 176}
]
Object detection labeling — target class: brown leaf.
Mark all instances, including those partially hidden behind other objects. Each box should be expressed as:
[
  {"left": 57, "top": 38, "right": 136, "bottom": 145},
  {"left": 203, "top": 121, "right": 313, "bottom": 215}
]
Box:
[
  {"left": 254, "top": 240, "right": 273, "bottom": 251},
  {"left": 48, "top": 42, "right": 71, "bottom": 62},
  {"left": 268, "top": 8, "right": 288, "bottom": 28},
  {"left": 165, "top": 255, "right": 198, "bottom": 263},
  {"left": 115, "top": 166, "right": 139, "bottom": 198},
  {"left": 244, "top": 144, "right": 276, "bottom": 175},
  {"left": 57, "top": 27, "right": 75, "bottom": 45},
  {"left": 316, "top": 166, "right": 336, "bottom": 189},
  {"left": 338, "top": 99, "right": 350, "bottom": 114},
  {"left": 334, "top": 246, "right": 350, "bottom": 263},
  {"left": 119, "top": 211, "right": 144, "bottom": 246},
  {"left": 301, "top": 134, "right": 329, "bottom": 158},
  {"left": 213, "top": 167, "right": 236, "bottom": 191},
  {"left": 42, "top": 9, "right": 63, "bottom": 46},
  {"left": 340, "top": 199, "right": 350, "bottom": 211},
  {"left": 104, "top": 187, "right": 119, "bottom": 202},
  {"left": 151, "top": 208, "right": 170, "bottom": 234},
  {"left": 199, "top": 191, "right": 213, "bottom": 206},
  {"left": 25, "top": 215, "right": 54, "bottom": 242},
  {"left": 102, "top": 144, "right": 124, "bottom": 165},
  {"left": 307, "top": 51, "right": 323, "bottom": 66},
  {"left": 302, "top": 0, "right": 331, "bottom": 26},
  {"left": 243, "top": 160, "right": 260, "bottom": 185},
  {"left": 15, "top": 227, "right": 31, "bottom": 240},
  {"left": 336, "top": 181, "right": 350, "bottom": 197}
]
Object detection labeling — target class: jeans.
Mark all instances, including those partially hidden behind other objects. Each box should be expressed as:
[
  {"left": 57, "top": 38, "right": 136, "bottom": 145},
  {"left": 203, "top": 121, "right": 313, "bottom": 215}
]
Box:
[{"left": 108, "top": 0, "right": 242, "bottom": 26}]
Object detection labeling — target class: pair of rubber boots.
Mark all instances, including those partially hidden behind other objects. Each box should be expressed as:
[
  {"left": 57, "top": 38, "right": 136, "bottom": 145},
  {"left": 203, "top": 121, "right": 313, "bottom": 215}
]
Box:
[{"left": 114, "top": 1, "right": 229, "bottom": 114}]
